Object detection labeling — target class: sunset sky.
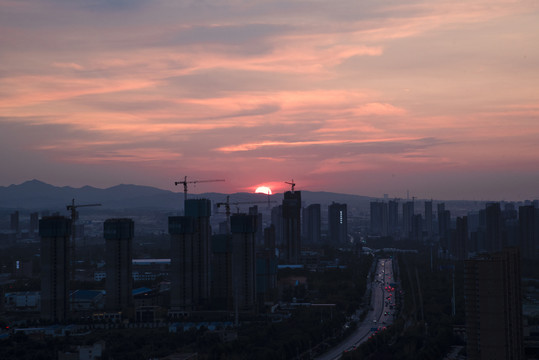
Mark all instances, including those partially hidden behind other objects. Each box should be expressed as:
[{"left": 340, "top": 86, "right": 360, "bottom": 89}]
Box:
[{"left": 1, "top": 0, "right": 538, "bottom": 200}]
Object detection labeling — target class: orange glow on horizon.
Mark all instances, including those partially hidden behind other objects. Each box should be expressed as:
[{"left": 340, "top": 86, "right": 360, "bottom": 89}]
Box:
[{"left": 255, "top": 186, "right": 272, "bottom": 195}]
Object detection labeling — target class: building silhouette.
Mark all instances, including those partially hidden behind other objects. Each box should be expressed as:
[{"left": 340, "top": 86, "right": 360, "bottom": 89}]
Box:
[
  {"left": 304, "top": 204, "right": 321, "bottom": 243},
  {"left": 256, "top": 249, "right": 277, "bottom": 305},
  {"left": 249, "top": 205, "right": 263, "bottom": 246},
  {"left": 473, "top": 208, "right": 487, "bottom": 252},
  {"left": 464, "top": 248, "right": 523, "bottom": 360},
  {"left": 282, "top": 191, "right": 301, "bottom": 264},
  {"left": 439, "top": 208, "right": 451, "bottom": 250},
  {"left": 40, "top": 216, "right": 71, "bottom": 322},
  {"left": 437, "top": 203, "right": 451, "bottom": 242},
  {"left": 519, "top": 205, "right": 538, "bottom": 260},
  {"left": 261, "top": 218, "right": 279, "bottom": 305},
  {"left": 169, "top": 199, "right": 212, "bottom": 312},
  {"left": 231, "top": 214, "right": 257, "bottom": 312},
  {"left": 388, "top": 200, "right": 399, "bottom": 236},
  {"left": 454, "top": 216, "right": 468, "bottom": 260},
  {"left": 437, "top": 203, "right": 445, "bottom": 236},
  {"left": 424, "top": 200, "right": 433, "bottom": 237},
  {"left": 402, "top": 201, "right": 414, "bottom": 239},
  {"left": 30, "top": 212, "right": 39, "bottom": 235},
  {"left": 264, "top": 224, "right": 276, "bottom": 252},
  {"left": 329, "top": 202, "right": 348, "bottom": 244},
  {"left": 169, "top": 216, "right": 195, "bottom": 312},
  {"left": 104, "top": 218, "right": 134, "bottom": 313},
  {"left": 486, "top": 203, "right": 503, "bottom": 253},
  {"left": 271, "top": 205, "right": 283, "bottom": 246},
  {"left": 370, "top": 202, "right": 388, "bottom": 236},
  {"left": 10, "top": 211, "right": 19, "bottom": 234},
  {"left": 411, "top": 214, "right": 423, "bottom": 242},
  {"left": 211, "top": 234, "right": 233, "bottom": 311}
]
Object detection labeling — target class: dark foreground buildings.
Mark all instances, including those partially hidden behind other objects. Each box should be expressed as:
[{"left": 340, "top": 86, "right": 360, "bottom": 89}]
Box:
[
  {"left": 519, "top": 205, "right": 539, "bottom": 260},
  {"left": 465, "top": 248, "right": 523, "bottom": 360},
  {"left": 169, "top": 199, "right": 212, "bottom": 313},
  {"left": 104, "top": 218, "right": 134, "bottom": 313},
  {"left": 231, "top": 214, "right": 257, "bottom": 312},
  {"left": 303, "top": 204, "right": 321, "bottom": 243},
  {"left": 329, "top": 202, "right": 348, "bottom": 244},
  {"left": 40, "top": 216, "right": 71, "bottom": 322},
  {"left": 282, "top": 191, "right": 301, "bottom": 264}
]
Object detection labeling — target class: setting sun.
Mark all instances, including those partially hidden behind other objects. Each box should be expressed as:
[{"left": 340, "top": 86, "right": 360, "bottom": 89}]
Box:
[{"left": 255, "top": 186, "right": 272, "bottom": 195}]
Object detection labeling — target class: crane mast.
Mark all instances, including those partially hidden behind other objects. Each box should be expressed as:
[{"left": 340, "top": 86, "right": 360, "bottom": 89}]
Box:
[
  {"left": 66, "top": 198, "right": 101, "bottom": 281},
  {"left": 216, "top": 196, "right": 276, "bottom": 233},
  {"left": 284, "top": 179, "right": 296, "bottom": 192}
]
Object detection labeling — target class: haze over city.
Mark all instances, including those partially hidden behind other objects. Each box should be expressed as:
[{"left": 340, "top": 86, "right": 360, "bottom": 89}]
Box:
[{"left": 1, "top": 0, "right": 539, "bottom": 200}]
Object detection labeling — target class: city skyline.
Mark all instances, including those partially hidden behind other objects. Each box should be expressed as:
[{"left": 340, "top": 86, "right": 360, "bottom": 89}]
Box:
[{"left": 1, "top": 0, "right": 539, "bottom": 200}]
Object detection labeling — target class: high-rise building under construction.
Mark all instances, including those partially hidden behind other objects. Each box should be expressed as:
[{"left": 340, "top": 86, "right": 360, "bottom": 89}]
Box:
[
  {"left": 169, "top": 199, "right": 212, "bottom": 312},
  {"left": 282, "top": 191, "right": 301, "bottom": 264},
  {"left": 231, "top": 214, "right": 257, "bottom": 312},
  {"left": 40, "top": 216, "right": 71, "bottom": 322},
  {"left": 104, "top": 218, "right": 134, "bottom": 313}
]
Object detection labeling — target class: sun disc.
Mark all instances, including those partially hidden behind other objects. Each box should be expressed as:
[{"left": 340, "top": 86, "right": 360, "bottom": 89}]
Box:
[{"left": 255, "top": 186, "right": 272, "bottom": 195}]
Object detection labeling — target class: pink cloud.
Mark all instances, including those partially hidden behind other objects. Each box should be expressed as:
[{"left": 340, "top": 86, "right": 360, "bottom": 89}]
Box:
[
  {"left": 1, "top": 0, "right": 538, "bottom": 199},
  {"left": 216, "top": 136, "right": 422, "bottom": 153},
  {"left": 0, "top": 75, "right": 156, "bottom": 110},
  {"left": 52, "top": 62, "right": 85, "bottom": 71}
]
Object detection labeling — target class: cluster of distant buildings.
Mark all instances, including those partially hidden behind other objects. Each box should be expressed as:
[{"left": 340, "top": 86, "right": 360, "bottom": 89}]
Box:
[
  {"left": 1, "top": 210, "right": 88, "bottom": 245},
  {"left": 1, "top": 189, "right": 351, "bottom": 325},
  {"left": 369, "top": 199, "right": 539, "bottom": 261},
  {"left": 4, "top": 189, "right": 539, "bottom": 357},
  {"left": 369, "top": 198, "right": 539, "bottom": 360}
]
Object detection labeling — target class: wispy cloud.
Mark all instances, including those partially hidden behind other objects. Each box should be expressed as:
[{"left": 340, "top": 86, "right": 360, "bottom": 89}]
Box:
[
  {"left": 52, "top": 62, "right": 85, "bottom": 70},
  {"left": 216, "top": 137, "right": 422, "bottom": 153},
  {"left": 1, "top": 0, "right": 538, "bottom": 198}
]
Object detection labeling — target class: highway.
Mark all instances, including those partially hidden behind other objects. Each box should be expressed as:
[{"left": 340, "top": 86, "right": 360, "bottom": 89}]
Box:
[{"left": 315, "top": 258, "right": 395, "bottom": 360}]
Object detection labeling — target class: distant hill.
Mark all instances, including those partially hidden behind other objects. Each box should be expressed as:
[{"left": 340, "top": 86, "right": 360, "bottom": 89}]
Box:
[
  {"left": 0, "top": 180, "right": 182, "bottom": 211},
  {"left": 0, "top": 180, "right": 376, "bottom": 212},
  {"left": 0, "top": 180, "right": 487, "bottom": 215}
]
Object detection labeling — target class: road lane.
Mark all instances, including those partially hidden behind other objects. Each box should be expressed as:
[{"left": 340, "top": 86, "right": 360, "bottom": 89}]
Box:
[{"left": 315, "top": 258, "right": 395, "bottom": 360}]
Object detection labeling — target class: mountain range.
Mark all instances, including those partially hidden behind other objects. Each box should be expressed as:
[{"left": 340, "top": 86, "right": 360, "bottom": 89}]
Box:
[{"left": 0, "top": 180, "right": 376, "bottom": 212}]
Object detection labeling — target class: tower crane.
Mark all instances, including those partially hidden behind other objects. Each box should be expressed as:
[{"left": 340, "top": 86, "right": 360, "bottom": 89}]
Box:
[
  {"left": 216, "top": 196, "right": 276, "bottom": 233},
  {"left": 284, "top": 179, "right": 296, "bottom": 192},
  {"left": 174, "top": 176, "right": 225, "bottom": 202},
  {"left": 66, "top": 198, "right": 101, "bottom": 281},
  {"left": 67, "top": 198, "right": 102, "bottom": 223}
]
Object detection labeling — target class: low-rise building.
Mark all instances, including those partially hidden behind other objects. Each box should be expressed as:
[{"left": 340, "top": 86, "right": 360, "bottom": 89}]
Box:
[{"left": 5, "top": 291, "right": 40, "bottom": 311}]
